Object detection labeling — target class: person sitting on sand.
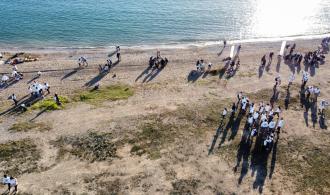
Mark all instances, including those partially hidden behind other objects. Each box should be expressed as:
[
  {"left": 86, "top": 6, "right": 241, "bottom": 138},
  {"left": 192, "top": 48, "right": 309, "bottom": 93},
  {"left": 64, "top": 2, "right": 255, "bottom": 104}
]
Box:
[
  {"left": 9, "top": 177, "right": 18, "bottom": 193},
  {"left": 78, "top": 57, "right": 88, "bottom": 67}
]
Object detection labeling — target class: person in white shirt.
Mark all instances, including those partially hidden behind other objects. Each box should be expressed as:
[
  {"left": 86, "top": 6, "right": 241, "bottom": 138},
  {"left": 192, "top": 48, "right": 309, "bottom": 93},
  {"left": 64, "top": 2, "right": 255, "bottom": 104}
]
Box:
[
  {"left": 302, "top": 71, "right": 309, "bottom": 88},
  {"left": 268, "top": 120, "right": 276, "bottom": 132},
  {"left": 251, "top": 128, "right": 258, "bottom": 137},
  {"left": 241, "top": 102, "right": 247, "bottom": 112},
  {"left": 247, "top": 115, "right": 254, "bottom": 127},
  {"left": 265, "top": 104, "right": 271, "bottom": 113},
  {"left": 259, "top": 103, "right": 265, "bottom": 113},
  {"left": 261, "top": 113, "right": 267, "bottom": 122},
  {"left": 208, "top": 62, "right": 212, "bottom": 71},
  {"left": 253, "top": 111, "right": 259, "bottom": 122},
  {"left": 9, "top": 176, "right": 18, "bottom": 192},
  {"left": 222, "top": 108, "right": 227, "bottom": 119},
  {"left": 277, "top": 118, "right": 284, "bottom": 133},
  {"left": 288, "top": 73, "right": 295, "bottom": 86},
  {"left": 274, "top": 106, "right": 281, "bottom": 117},
  {"left": 2, "top": 175, "right": 10, "bottom": 191},
  {"left": 264, "top": 134, "right": 274, "bottom": 148},
  {"left": 249, "top": 103, "right": 254, "bottom": 114},
  {"left": 261, "top": 120, "right": 269, "bottom": 131}
]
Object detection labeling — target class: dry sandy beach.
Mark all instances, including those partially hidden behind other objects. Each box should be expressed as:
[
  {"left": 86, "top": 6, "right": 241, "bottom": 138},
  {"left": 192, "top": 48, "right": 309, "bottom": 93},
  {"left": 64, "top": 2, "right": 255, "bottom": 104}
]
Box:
[{"left": 0, "top": 38, "right": 329, "bottom": 194}]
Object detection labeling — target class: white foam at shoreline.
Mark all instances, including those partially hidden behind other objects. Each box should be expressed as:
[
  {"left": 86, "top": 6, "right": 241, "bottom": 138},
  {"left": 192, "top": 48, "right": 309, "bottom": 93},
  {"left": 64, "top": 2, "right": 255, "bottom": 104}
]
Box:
[{"left": 1, "top": 33, "right": 329, "bottom": 52}]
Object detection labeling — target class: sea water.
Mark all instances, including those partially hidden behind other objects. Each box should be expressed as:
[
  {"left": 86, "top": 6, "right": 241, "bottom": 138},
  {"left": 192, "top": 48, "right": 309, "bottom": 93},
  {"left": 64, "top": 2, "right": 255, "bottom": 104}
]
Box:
[{"left": 0, "top": 0, "right": 329, "bottom": 48}]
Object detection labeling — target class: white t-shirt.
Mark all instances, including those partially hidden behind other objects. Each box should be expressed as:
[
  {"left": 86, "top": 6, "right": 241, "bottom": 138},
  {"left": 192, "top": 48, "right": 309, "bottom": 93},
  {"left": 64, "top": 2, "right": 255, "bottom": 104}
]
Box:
[
  {"left": 249, "top": 106, "right": 254, "bottom": 114},
  {"left": 277, "top": 120, "right": 284, "bottom": 128},
  {"left": 261, "top": 114, "right": 267, "bottom": 121},
  {"left": 222, "top": 109, "right": 227, "bottom": 116},
  {"left": 2, "top": 176, "right": 10, "bottom": 184},
  {"left": 9, "top": 178, "right": 17, "bottom": 186},
  {"left": 261, "top": 121, "right": 269, "bottom": 128},
  {"left": 265, "top": 105, "right": 271, "bottom": 112},
  {"left": 253, "top": 112, "right": 259, "bottom": 120},
  {"left": 248, "top": 117, "right": 253, "bottom": 124},
  {"left": 269, "top": 121, "right": 276, "bottom": 129}
]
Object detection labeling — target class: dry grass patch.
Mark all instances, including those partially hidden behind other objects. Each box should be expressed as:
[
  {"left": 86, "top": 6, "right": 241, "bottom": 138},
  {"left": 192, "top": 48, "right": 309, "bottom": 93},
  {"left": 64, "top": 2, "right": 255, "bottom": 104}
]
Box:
[
  {"left": 53, "top": 132, "right": 117, "bottom": 162},
  {"left": 130, "top": 102, "right": 227, "bottom": 159},
  {"left": 278, "top": 137, "right": 330, "bottom": 194},
  {"left": 0, "top": 139, "right": 41, "bottom": 175},
  {"left": 170, "top": 179, "right": 200, "bottom": 195},
  {"left": 9, "top": 121, "right": 52, "bottom": 132}
]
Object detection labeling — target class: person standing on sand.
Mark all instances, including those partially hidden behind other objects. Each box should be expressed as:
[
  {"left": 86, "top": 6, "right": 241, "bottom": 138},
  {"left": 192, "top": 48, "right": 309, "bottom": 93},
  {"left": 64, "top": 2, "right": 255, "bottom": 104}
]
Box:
[
  {"left": 302, "top": 71, "right": 309, "bottom": 88},
  {"left": 276, "top": 117, "right": 284, "bottom": 134},
  {"left": 10, "top": 93, "right": 18, "bottom": 106},
  {"left": 231, "top": 103, "right": 237, "bottom": 114},
  {"left": 2, "top": 175, "right": 10, "bottom": 191},
  {"left": 54, "top": 94, "right": 61, "bottom": 106},
  {"left": 117, "top": 49, "right": 121, "bottom": 62},
  {"left": 288, "top": 73, "right": 295, "bottom": 87},
  {"left": 222, "top": 108, "right": 227, "bottom": 120},
  {"left": 9, "top": 177, "right": 18, "bottom": 193},
  {"left": 44, "top": 82, "right": 50, "bottom": 94}
]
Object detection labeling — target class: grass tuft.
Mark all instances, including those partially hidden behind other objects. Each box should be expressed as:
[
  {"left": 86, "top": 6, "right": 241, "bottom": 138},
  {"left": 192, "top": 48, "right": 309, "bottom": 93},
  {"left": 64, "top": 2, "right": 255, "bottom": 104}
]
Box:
[
  {"left": 278, "top": 138, "right": 330, "bottom": 194},
  {"left": 75, "top": 85, "right": 134, "bottom": 104},
  {"left": 53, "top": 131, "right": 117, "bottom": 162},
  {"left": 31, "top": 96, "right": 68, "bottom": 111},
  {"left": 0, "top": 139, "right": 41, "bottom": 176}
]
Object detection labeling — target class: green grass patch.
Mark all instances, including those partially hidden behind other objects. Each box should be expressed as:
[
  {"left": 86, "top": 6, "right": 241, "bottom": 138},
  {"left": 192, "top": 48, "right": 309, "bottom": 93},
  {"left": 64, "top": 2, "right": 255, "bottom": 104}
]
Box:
[
  {"left": 31, "top": 96, "right": 68, "bottom": 111},
  {"left": 75, "top": 85, "right": 133, "bottom": 104},
  {"left": 278, "top": 138, "right": 330, "bottom": 194},
  {"left": 53, "top": 131, "right": 117, "bottom": 162},
  {"left": 9, "top": 121, "right": 52, "bottom": 132},
  {"left": 0, "top": 139, "right": 41, "bottom": 175}
]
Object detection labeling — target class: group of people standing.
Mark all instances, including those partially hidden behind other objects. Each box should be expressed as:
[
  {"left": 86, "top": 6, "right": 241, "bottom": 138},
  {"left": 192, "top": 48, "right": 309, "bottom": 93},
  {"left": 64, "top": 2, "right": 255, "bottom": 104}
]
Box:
[
  {"left": 2, "top": 175, "right": 18, "bottom": 193},
  {"left": 222, "top": 92, "right": 284, "bottom": 151}
]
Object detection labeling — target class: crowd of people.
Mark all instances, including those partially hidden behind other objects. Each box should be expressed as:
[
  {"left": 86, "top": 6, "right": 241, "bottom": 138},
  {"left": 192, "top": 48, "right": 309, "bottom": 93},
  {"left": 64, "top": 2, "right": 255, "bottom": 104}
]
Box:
[{"left": 222, "top": 92, "right": 284, "bottom": 151}]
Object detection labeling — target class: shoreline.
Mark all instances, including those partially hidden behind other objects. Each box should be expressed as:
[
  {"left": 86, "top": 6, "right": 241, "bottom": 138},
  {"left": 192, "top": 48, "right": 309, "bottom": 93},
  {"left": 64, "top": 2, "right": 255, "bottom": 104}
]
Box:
[{"left": 1, "top": 33, "right": 329, "bottom": 53}]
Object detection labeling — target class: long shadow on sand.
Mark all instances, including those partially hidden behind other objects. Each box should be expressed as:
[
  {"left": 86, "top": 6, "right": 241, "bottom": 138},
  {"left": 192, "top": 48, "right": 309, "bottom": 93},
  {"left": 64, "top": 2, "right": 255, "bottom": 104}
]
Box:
[{"left": 84, "top": 61, "right": 120, "bottom": 87}]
